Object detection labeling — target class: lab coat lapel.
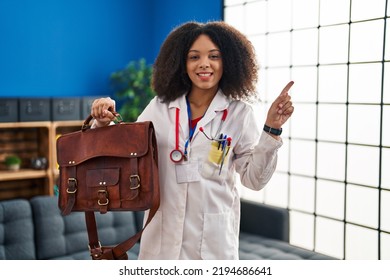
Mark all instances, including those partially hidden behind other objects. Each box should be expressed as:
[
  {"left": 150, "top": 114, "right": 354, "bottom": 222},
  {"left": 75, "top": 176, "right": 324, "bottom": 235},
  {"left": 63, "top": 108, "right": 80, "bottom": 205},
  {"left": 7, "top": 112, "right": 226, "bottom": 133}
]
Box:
[
  {"left": 195, "top": 90, "right": 230, "bottom": 137},
  {"left": 168, "top": 90, "right": 230, "bottom": 141}
]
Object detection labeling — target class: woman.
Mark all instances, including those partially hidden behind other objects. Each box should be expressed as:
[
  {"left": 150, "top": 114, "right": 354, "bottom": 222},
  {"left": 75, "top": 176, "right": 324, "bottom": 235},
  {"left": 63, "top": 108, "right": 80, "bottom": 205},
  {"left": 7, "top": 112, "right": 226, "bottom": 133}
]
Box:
[{"left": 91, "top": 21, "right": 294, "bottom": 259}]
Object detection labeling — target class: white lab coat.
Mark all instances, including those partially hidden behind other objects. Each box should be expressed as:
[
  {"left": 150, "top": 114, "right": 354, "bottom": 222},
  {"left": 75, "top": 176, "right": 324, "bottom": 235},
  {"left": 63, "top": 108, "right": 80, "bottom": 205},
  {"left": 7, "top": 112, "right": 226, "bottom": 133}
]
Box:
[{"left": 136, "top": 89, "right": 282, "bottom": 259}]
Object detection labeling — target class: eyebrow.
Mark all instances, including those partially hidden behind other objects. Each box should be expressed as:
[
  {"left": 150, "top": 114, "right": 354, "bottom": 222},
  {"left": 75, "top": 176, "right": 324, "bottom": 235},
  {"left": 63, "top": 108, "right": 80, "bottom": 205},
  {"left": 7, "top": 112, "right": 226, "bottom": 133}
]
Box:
[{"left": 188, "top": 49, "right": 221, "bottom": 53}]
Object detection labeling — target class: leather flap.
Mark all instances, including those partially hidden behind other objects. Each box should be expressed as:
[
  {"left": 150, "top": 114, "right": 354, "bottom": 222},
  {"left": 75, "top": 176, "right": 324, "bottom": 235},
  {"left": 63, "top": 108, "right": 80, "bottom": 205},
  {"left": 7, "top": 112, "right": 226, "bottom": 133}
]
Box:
[
  {"left": 86, "top": 168, "right": 120, "bottom": 186},
  {"left": 56, "top": 121, "right": 154, "bottom": 166}
]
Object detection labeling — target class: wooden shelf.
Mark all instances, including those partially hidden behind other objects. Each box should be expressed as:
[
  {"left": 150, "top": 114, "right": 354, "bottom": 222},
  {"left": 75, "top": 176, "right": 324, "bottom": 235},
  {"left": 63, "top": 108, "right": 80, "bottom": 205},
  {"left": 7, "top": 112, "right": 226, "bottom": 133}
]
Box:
[
  {"left": 52, "top": 120, "right": 83, "bottom": 129},
  {"left": 0, "top": 120, "right": 83, "bottom": 200},
  {"left": 0, "top": 169, "right": 48, "bottom": 181},
  {"left": 0, "top": 121, "right": 51, "bottom": 129}
]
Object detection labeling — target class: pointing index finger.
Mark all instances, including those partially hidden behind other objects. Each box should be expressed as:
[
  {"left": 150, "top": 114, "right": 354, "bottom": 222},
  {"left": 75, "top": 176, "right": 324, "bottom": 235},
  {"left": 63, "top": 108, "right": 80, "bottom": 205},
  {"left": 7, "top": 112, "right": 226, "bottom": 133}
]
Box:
[{"left": 280, "top": 81, "right": 294, "bottom": 96}]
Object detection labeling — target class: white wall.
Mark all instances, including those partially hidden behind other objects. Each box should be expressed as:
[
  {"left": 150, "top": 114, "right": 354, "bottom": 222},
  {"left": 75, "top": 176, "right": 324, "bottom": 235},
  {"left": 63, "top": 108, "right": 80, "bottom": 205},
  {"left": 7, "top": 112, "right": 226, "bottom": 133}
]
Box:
[{"left": 225, "top": 0, "right": 390, "bottom": 260}]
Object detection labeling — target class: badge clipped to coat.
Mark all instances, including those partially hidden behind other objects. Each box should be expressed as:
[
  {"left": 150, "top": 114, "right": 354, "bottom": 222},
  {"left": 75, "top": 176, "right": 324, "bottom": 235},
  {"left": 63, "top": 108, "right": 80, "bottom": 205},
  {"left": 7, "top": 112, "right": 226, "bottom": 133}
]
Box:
[{"left": 175, "top": 159, "right": 201, "bottom": 184}]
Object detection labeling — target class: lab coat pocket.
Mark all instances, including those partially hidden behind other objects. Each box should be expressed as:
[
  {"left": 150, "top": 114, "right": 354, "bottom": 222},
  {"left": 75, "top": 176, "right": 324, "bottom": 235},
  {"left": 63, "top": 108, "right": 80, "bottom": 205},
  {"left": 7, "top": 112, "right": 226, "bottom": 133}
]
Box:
[
  {"left": 201, "top": 141, "right": 229, "bottom": 181},
  {"left": 139, "top": 210, "right": 162, "bottom": 256},
  {"left": 201, "top": 211, "right": 237, "bottom": 260}
]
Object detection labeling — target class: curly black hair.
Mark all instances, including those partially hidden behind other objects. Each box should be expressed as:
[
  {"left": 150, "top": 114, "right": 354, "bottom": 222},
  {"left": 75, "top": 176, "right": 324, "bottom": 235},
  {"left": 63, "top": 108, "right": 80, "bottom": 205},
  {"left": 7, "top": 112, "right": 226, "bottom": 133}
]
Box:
[{"left": 152, "top": 21, "right": 259, "bottom": 103}]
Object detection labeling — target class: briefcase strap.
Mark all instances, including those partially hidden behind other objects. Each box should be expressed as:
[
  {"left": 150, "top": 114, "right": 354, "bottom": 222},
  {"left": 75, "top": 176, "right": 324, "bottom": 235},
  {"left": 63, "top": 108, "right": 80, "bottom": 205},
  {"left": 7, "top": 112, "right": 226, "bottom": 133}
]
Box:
[
  {"left": 85, "top": 193, "right": 159, "bottom": 260},
  {"left": 62, "top": 165, "right": 77, "bottom": 216}
]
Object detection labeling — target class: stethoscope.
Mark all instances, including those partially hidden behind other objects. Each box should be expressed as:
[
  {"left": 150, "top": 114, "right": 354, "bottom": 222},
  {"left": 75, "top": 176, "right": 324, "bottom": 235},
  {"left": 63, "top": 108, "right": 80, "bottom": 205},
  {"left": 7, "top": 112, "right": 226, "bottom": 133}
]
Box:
[{"left": 170, "top": 103, "right": 228, "bottom": 163}]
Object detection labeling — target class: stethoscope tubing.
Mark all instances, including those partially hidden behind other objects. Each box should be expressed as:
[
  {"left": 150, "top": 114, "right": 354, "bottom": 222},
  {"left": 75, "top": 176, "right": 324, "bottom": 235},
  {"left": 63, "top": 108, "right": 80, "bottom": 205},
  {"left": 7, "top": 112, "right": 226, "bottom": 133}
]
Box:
[{"left": 170, "top": 107, "right": 228, "bottom": 163}]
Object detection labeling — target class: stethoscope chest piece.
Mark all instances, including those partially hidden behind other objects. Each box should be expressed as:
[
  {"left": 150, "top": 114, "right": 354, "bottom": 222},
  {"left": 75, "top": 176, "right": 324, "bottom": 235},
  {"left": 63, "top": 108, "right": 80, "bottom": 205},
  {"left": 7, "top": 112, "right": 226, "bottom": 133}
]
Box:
[{"left": 170, "top": 149, "right": 184, "bottom": 163}]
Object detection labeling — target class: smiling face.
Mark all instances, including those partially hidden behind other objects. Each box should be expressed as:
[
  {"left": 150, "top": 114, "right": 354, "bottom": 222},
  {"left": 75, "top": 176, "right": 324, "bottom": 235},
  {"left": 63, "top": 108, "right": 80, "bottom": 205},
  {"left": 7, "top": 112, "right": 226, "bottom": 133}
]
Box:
[{"left": 186, "top": 34, "right": 223, "bottom": 94}]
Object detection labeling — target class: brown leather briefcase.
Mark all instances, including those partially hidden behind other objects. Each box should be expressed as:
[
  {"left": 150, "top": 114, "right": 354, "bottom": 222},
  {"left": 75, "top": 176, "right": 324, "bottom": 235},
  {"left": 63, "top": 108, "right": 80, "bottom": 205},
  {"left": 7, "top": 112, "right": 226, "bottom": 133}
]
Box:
[{"left": 56, "top": 113, "right": 160, "bottom": 260}]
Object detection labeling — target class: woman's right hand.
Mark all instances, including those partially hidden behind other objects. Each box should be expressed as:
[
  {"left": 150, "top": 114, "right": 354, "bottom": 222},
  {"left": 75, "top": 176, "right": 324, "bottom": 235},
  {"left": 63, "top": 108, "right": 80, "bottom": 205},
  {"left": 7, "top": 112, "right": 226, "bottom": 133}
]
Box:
[{"left": 90, "top": 97, "right": 116, "bottom": 127}]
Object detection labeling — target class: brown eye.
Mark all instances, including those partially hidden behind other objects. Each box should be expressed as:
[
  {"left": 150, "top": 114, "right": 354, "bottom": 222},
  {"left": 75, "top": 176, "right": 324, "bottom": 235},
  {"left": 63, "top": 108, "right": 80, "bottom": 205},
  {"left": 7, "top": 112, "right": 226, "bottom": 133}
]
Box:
[{"left": 188, "top": 55, "right": 199, "bottom": 60}]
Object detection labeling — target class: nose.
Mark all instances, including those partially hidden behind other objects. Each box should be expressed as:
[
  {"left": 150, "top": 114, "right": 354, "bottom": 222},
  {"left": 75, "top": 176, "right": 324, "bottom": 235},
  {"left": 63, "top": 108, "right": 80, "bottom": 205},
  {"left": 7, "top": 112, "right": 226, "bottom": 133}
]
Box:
[{"left": 199, "top": 57, "right": 210, "bottom": 69}]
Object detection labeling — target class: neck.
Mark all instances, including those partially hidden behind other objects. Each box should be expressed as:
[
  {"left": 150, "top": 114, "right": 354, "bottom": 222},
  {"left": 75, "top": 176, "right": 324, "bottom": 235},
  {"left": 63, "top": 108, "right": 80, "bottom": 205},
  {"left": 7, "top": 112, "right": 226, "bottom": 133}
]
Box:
[
  {"left": 187, "top": 88, "right": 217, "bottom": 106},
  {"left": 187, "top": 89, "right": 217, "bottom": 119}
]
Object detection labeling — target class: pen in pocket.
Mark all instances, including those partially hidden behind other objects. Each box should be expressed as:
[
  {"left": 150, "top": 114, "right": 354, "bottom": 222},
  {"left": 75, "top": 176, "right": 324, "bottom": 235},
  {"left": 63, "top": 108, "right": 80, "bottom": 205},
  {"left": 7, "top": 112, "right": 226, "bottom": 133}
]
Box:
[{"left": 219, "top": 137, "right": 232, "bottom": 175}]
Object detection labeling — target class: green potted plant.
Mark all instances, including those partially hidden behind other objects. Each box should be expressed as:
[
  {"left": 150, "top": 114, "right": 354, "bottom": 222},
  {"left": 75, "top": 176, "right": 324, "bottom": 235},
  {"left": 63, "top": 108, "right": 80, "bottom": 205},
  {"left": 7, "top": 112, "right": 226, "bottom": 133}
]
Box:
[
  {"left": 5, "top": 155, "right": 22, "bottom": 171},
  {"left": 110, "top": 58, "right": 156, "bottom": 122}
]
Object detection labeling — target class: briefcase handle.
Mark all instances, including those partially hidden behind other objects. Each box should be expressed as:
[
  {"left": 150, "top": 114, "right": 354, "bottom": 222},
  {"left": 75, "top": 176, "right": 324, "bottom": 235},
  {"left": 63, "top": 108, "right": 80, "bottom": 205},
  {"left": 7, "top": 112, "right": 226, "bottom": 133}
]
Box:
[{"left": 81, "top": 110, "right": 123, "bottom": 131}]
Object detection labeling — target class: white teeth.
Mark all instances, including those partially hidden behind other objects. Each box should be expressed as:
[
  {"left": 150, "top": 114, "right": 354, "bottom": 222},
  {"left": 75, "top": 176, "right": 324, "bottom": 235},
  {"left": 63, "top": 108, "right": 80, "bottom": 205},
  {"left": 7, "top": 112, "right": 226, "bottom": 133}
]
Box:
[{"left": 198, "top": 73, "right": 211, "bottom": 77}]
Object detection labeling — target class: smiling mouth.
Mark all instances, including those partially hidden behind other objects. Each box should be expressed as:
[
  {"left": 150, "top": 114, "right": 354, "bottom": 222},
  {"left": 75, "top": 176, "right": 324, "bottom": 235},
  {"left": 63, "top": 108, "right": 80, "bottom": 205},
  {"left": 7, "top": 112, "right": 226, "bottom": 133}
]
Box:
[{"left": 197, "top": 73, "right": 213, "bottom": 77}]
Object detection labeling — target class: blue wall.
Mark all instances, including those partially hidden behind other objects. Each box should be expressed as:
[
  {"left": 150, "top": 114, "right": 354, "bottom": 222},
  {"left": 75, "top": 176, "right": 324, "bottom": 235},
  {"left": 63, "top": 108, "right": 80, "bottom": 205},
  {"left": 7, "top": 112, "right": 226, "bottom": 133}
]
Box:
[
  {"left": 150, "top": 0, "right": 223, "bottom": 60},
  {"left": 0, "top": 0, "right": 222, "bottom": 97}
]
